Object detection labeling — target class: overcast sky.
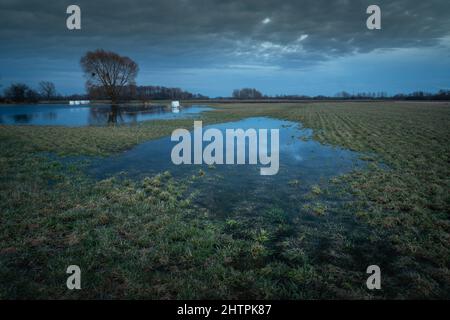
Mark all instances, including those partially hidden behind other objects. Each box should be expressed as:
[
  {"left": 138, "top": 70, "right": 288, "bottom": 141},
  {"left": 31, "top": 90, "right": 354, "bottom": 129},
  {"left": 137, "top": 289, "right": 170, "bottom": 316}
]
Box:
[{"left": 1, "top": 0, "right": 449, "bottom": 97}]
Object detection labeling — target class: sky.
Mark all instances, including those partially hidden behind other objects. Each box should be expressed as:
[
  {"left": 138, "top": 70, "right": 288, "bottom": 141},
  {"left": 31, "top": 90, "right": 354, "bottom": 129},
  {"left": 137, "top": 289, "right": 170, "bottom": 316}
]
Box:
[{"left": 1, "top": 0, "right": 449, "bottom": 97}]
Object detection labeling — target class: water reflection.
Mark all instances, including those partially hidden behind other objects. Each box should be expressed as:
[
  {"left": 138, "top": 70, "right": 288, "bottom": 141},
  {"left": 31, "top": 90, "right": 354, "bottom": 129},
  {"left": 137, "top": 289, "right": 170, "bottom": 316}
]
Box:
[
  {"left": 88, "top": 117, "right": 367, "bottom": 216},
  {"left": 89, "top": 104, "right": 124, "bottom": 125},
  {"left": 0, "top": 104, "right": 212, "bottom": 126},
  {"left": 12, "top": 114, "right": 36, "bottom": 123}
]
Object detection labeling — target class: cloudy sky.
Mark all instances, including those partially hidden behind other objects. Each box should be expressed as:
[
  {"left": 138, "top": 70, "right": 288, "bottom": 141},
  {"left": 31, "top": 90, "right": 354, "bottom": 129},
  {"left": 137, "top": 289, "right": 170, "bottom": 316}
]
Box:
[{"left": 1, "top": 0, "right": 449, "bottom": 97}]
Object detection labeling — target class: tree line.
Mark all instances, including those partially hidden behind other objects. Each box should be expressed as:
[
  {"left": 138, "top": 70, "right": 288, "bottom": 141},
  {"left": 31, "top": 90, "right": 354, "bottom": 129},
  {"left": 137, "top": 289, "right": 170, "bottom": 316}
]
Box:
[
  {"left": 227, "top": 89, "right": 450, "bottom": 101},
  {"left": 88, "top": 84, "right": 208, "bottom": 101},
  {"left": 0, "top": 82, "right": 58, "bottom": 103},
  {"left": 3, "top": 81, "right": 449, "bottom": 103},
  {"left": 0, "top": 82, "right": 207, "bottom": 103}
]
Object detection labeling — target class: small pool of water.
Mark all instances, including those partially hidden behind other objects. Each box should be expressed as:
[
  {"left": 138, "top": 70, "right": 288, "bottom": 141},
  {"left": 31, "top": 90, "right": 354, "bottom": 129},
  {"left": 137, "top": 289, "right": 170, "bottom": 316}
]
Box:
[
  {"left": 87, "top": 117, "right": 367, "bottom": 216},
  {"left": 0, "top": 104, "right": 212, "bottom": 126}
]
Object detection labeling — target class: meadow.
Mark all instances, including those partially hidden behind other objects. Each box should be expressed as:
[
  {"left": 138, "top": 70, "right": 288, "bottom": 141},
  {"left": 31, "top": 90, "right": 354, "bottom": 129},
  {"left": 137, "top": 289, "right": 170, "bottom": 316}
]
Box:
[{"left": 0, "top": 101, "right": 449, "bottom": 299}]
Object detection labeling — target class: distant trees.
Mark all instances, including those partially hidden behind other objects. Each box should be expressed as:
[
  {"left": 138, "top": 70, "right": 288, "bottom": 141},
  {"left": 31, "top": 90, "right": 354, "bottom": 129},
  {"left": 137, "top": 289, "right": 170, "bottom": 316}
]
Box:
[
  {"left": 4, "top": 83, "right": 28, "bottom": 102},
  {"left": 331, "top": 90, "right": 450, "bottom": 101},
  {"left": 392, "top": 90, "right": 450, "bottom": 101},
  {"left": 80, "top": 49, "right": 139, "bottom": 103},
  {"left": 232, "top": 88, "right": 264, "bottom": 100},
  {"left": 226, "top": 89, "right": 450, "bottom": 101},
  {"left": 334, "top": 91, "right": 388, "bottom": 99},
  {"left": 131, "top": 85, "right": 208, "bottom": 100},
  {"left": 335, "top": 91, "right": 352, "bottom": 99},
  {"left": 3, "top": 83, "right": 39, "bottom": 103},
  {"left": 87, "top": 84, "right": 207, "bottom": 101},
  {"left": 39, "top": 81, "right": 56, "bottom": 100},
  {"left": 436, "top": 90, "right": 450, "bottom": 100}
]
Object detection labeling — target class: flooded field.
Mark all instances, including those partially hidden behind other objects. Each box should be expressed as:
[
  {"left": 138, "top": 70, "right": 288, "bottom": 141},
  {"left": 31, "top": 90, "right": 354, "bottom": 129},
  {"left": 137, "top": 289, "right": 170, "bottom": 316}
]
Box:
[
  {"left": 1, "top": 102, "right": 449, "bottom": 299},
  {"left": 89, "top": 117, "right": 366, "bottom": 216},
  {"left": 0, "top": 104, "right": 212, "bottom": 126}
]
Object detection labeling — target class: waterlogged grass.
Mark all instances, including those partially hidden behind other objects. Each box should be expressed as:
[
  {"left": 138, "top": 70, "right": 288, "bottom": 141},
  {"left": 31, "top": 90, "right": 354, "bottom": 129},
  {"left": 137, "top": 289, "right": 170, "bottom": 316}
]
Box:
[
  {"left": 0, "top": 151, "right": 344, "bottom": 299},
  {"left": 0, "top": 119, "right": 194, "bottom": 156},
  {"left": 279, "top": 102, "right": 450, "bottom": 298},
  {"left": 0, "top": 101, "right": 449, "bottom": 299},
  {"left": 213, "top": 102, "right": 450, "bottom": 297}
]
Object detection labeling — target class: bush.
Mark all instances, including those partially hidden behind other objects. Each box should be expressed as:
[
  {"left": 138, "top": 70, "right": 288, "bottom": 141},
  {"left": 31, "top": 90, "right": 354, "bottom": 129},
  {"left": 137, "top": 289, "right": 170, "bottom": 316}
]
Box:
[{"left": 3, "top": 83, "right": 40, "bottom": 103}]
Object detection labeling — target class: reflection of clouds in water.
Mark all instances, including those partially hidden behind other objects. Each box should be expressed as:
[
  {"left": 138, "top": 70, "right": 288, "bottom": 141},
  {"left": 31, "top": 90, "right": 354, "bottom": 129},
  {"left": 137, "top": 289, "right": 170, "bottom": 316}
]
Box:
[
  {"left": 281, "top": 143, "right": 307, "bottom": 163},
  {"left": 88, "top": 117, "right": 368, "bottom": 216},
  {"left": 278, "top": 128, "right": 308, "bottom": 163},
  {"left": 222, "top": 120, "right": 311, "bottom": 165},
  {"left": 69, "top": 108, "right": 86, "bottom": 112}
]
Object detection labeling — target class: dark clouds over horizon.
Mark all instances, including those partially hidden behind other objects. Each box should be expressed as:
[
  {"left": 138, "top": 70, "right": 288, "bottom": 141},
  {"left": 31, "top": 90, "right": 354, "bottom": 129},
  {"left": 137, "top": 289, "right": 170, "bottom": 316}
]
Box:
[{"left": 1, "top": 0, "right": 450, "bottom": 96}]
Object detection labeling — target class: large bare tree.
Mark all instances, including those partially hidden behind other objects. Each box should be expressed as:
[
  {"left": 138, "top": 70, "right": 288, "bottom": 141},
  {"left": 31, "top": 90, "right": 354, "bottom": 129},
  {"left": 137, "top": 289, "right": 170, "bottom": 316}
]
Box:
[
  {"left": 39, "top": 81, "right": 56, "bottom": 100},
  {"left": 80, "top": 49, "right": 139, "bottom": 103}
]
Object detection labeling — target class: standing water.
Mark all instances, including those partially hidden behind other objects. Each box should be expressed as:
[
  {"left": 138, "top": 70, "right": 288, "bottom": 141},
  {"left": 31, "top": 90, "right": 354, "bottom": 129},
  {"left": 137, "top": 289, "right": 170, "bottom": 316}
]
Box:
[
  {"left": 0, "top": 104, "right": 212, "bottom": 126},
  {"left": 88, "top": 117, "right": 367, "bottom": 216}
]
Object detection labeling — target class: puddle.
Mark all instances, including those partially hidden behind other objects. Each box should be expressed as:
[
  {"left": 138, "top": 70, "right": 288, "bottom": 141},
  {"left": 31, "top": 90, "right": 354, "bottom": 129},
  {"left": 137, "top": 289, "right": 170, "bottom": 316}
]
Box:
[
  {"left": 87, "top": 117, "right": 367, "bottom": 216},
  {"left": 0, "top": 104, "right": 212, "bottom": 126}
]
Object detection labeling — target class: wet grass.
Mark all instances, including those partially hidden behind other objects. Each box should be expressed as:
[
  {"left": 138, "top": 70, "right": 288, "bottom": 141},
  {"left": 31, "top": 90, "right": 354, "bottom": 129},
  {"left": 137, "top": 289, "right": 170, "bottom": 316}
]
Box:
[{"left": 1, "top": 101, "right": 449, "bottom": 299}]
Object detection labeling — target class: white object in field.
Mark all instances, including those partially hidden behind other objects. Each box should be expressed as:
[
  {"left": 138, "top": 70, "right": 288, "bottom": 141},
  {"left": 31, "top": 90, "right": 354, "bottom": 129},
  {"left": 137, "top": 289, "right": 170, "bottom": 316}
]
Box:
[
  {"left": 172, "top": 107, "right": 180, "bottom": 113},
  {"left": 171, "top": 101, "right": 180, "bottom": 108},
  {"left": 69, "top": 100, "right": 90, "bottom": 105}
]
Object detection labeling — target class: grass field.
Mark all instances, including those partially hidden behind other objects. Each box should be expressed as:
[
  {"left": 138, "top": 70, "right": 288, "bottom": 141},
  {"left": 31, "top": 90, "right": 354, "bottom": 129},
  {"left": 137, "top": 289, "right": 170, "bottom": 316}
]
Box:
[{"left": 1, "top": 101, "right": 449, "bottom": 299}]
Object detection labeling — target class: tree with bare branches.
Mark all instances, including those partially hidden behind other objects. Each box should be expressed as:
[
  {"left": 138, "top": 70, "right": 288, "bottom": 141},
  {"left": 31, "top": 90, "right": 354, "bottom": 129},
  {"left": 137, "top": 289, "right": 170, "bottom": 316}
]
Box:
[
  {"left": 80, "top": 49, "right": 139, "bottom": 103},
  {"left": 39, "top": 81, "right": 56, "bottom": 100}
]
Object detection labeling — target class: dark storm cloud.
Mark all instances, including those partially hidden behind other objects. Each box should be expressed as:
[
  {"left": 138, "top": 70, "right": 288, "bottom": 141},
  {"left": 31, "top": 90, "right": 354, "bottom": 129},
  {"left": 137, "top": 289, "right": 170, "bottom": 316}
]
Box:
[
  {"left": 1, "top": 0, "right": 450, "bottom": 96},
  {"left": 1, "top": 0, "right": 449, "bottom": 68}
]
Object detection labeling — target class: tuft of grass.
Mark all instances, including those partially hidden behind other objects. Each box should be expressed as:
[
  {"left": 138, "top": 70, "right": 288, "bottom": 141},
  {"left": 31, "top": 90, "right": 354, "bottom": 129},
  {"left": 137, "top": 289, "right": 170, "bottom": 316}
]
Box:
[{"left": 311, "top": 185, "right": 322, "bottom": 195}]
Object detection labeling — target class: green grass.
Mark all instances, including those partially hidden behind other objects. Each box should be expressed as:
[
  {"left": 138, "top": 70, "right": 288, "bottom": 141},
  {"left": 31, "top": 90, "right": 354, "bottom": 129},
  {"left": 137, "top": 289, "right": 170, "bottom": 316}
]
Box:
[{"left": 0, "top": 101, "right": 449, "bottom": 299}]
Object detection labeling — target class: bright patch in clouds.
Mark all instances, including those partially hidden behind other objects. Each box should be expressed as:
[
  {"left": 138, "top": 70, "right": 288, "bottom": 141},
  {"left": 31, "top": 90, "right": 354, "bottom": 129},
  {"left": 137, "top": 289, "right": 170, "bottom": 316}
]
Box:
[
  {"left": 298, "top": 34, "right": 309, "bottom": 41},
  {"left": 262, "top": 17, "right": 271, "bottom": 24}
]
